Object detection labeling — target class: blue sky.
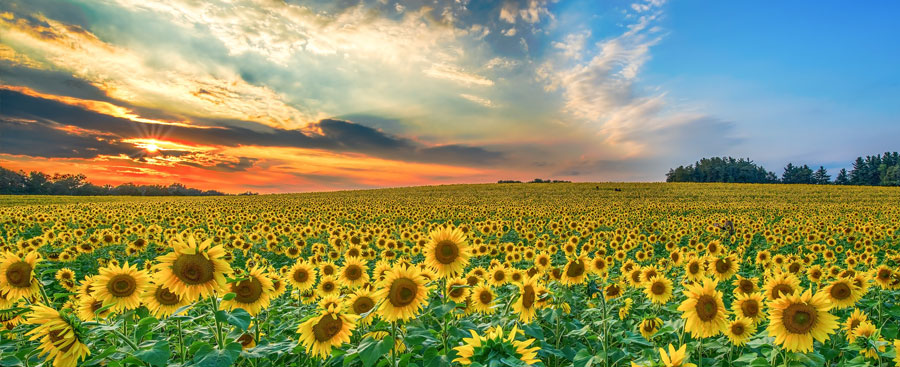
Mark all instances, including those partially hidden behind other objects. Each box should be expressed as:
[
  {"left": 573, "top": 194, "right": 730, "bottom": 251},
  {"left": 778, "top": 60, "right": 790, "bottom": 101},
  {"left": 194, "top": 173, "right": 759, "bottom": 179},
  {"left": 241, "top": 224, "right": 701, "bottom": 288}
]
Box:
[{"left": 1, "top": 0, "right": 897, "bottom": 191}]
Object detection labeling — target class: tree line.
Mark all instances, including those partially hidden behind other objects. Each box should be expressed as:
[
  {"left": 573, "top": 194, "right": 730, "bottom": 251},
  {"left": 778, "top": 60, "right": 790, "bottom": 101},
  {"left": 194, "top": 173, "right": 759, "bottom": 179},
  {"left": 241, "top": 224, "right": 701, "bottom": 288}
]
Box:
[
  {"left": 666, "top": 152, "right": 900, "bottom": 186},
  {"left": 0, "top": 166, "right": 229, "bottom": 196}
]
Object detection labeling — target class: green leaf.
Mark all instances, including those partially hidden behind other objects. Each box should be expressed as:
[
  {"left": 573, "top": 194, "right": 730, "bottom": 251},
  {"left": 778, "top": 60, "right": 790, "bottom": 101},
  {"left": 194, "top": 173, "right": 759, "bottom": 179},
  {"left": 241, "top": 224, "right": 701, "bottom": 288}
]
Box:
[
  {"left": 222, "top": 292, "right": 236, "bottom": 301},
  {"left": 360, "top": 336, "right": 395, "bottom": 367},
  {"left": 194, "top": 342, "right": 243, "bottom": 367},
  {"left": 134, "top": 340, "right": 170, "bottom": 367},
  {"left": 215, "top": 309, "right": 251, "bottom": 330}
]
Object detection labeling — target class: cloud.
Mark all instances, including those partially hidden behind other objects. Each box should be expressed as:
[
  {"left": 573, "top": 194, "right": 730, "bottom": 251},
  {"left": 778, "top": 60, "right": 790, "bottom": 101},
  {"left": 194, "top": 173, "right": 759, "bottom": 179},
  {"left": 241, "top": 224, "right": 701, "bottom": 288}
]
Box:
[
  {"left": 424, "top": 64, "right": 495, "bottom": 87},
  {"left": 0, "top": 88, "right": 504, "bottom": 166},
  {"left": 459, "top": 93, "right": 495, "bottom": 107}
]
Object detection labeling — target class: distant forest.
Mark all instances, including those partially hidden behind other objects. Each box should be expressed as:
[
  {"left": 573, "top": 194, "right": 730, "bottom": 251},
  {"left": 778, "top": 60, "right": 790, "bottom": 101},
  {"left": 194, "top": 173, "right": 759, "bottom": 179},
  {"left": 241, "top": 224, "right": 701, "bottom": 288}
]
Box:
[
  {"left": 0, "top": 166, "right": 239, "bottom": 196},
  {"left": 666, "top": 152, "right": 900, "bottom": 186}
]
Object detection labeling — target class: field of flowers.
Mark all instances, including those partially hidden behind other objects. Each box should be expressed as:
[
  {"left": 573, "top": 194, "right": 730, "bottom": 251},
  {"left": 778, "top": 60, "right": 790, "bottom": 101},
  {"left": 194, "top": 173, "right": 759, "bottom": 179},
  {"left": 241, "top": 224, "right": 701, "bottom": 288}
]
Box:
[{"left": 0, "top": 182, "right": 898, "bottom": 367}]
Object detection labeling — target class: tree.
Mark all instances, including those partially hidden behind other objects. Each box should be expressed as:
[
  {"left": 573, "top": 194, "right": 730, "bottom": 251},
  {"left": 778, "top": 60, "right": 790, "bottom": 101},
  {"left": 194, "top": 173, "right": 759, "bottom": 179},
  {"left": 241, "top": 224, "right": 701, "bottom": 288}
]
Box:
[
  {"left": 834, "top": 169, "right": 849, "bottom": 185},
  {"left": 782, "top": 163, "right": 814, "bottom": 184},
  {"left": 812, "top": 166, "right": 830, "bottom": 185}
]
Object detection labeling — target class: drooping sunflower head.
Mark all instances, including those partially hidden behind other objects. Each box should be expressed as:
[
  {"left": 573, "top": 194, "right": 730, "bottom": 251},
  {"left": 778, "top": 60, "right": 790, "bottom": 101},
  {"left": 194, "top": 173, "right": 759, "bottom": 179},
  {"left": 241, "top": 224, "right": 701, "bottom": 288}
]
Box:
[
  {"left": 513, "top": 276, "right": 544, "bottom": 324},
  {"left": 76, "top": 295, "right": 111, "bottom": 321},
  {"left": 92, "top": 262, "right": 151, "bottom": 312},
  {"left": 154, "top": 234, "right": 233, "bottom": 302},
  {"left": 0, "top": 251, "right": 41, "bottom": 301},
  {"left": 561, "top": 256, "right": 588, "bottom": 286},
  {"left": 424, "top": 227, "right": 470, "bottom": 278},
  {"left": 766, "top": 289, "right": 838, "bottom": 353},
  {"left": 843, "top": 308, "right": 868, "bottom": 341},
  {"left": 373, "top": 265, "right": 428, "bottom": 322},
  {"left": 639, "top": 317, "right": 663, "bottom": 341},
  {"left": 452, "top": 325, "right": 541, "bottom": 366},
  {"left": 605, "top": 281, "right": 624, "bottom": 301},
  {"left": 25, "top": 304, "right": 91, "bottom": 367}
]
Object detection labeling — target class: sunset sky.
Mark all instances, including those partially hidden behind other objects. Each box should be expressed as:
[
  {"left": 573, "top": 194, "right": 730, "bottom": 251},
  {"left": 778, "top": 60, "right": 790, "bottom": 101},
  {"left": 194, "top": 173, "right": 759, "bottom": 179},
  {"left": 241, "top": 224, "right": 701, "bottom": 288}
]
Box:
[{"left": 2, "top": 0, "right": 898, "bottom": 193}]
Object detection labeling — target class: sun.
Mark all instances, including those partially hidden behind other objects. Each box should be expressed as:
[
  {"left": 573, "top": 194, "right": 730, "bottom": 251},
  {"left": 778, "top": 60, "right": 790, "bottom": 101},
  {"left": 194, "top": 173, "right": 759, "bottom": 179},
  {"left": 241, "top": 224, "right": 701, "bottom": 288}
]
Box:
[{"left": 145, "top": 143, "right": 160, "bottom": 153}]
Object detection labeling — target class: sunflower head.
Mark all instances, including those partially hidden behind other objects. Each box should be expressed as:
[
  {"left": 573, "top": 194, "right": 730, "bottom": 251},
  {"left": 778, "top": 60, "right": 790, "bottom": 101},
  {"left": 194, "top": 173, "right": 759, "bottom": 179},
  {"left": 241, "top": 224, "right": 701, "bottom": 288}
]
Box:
[
  {"left": 452, "top": 325, "right": 541, "bottom": 366},
  {"left": 423, "top": 227, "right": 470, "bottom": 278},
  {"left": 297, "top": 305, "right": 359, "bottom": 359},
  {"left": 373, "top": 265, "right": 428, "bottom": 322},
  {"left": 767, "top": 289, "right": 838, "bottom": 353},
  {"left": 154, "top": 234, "right": 233, "bottom": 302}
]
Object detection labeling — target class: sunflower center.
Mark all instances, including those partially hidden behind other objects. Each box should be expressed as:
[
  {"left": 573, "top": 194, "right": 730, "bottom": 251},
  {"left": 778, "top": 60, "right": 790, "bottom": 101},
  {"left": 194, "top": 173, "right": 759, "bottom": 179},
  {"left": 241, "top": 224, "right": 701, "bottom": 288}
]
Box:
[
  {"left": 232, "top": 277, "right": 263, "bottom": 303},
  {"left": 850, "top": 319, "right": 860, "bottom": 330},
  {"left": 107, "top": 274, "right": 137, "bottom": 297},
  {"left": 771, "top": 284, "right": 793, "bottom": 300},
  {"left": 478, "top": 290, "right": 493, "bottom": 304},
  {"left": 345, "top": 265, "right": 362, "bottom": 281},
  {"left": 91, "top": 300, "right": 104, "bottom": 313},
  {"left": 434, "top": 240, "right": 460, "bottom": 264},
  {"left": 643, "top": 321, "right": 657, "bottom": 332},
  {"left": 877, "top": 269, "right": 891, "bottom": 280},
  {"left": 829, "top": 283, "right": 851, "bottom": 300},
  {"left": 322, "top": 281, "right": 335, "bottom": 292},
  {"left": 388, "top": 277, "right": 418, "bottom": 307},
  {"left": 237, "top": 333, "right": 254, "bottom": 347},
  {"left": 695, "top": 295, "right": 718, "bottom": 322},
  {"left": 566, "top": 260, "right": 585, "bottom": 278},
  {"left": 173, "top": 253, "right": 215, "bottom": 285},
  {"left": 293, "top": 269, "right": 309, "bottom": 283},
  {"left": 606, "top": 285, "right": 620, "bottom": 298},
  {"left": 741, "top": 300, "right": 759, "bottom": 317},
  {"left": 312, "top": 314, "right": 343, "bottom": 342},
  {"left": 731, "top": 323, "right": 745, "bottom": 335},
  {"left": 739, "top": 280, "right": 754, "bottom": 293},
  {"left": 6, "top": 261, "right": 32, "bottom": 288},
  {"left": 48, "top": 328, "right": 75, "bottom": 353},
  {"left": 155, "top": 286, "right": 181, "bottom": 305},
  {"left": 493, "top": 270, "right": 505, "bottom": 282},
  {"left": 522, "top": 285, "right": 536, "bottom": 308},
  {"left": 449, "top": 286, "right": 464, "bottom": 298},
  {"left": 783, "top": 303, "right": 817, "bottom": 334},
  {"left": 650, "top": 281, "right": 666, "bottom": 295},
  {"left": 539, "top": 257, "right": 549, "bottom": 266},
  {"left": 352, "top": 296, "right": 374, "bottom": 315},
  {"left": 715, "top": 259, "right": 730, "bottom": 273},
  {"left": 689, "top": 263, "right": 700, "bottom": 274}
]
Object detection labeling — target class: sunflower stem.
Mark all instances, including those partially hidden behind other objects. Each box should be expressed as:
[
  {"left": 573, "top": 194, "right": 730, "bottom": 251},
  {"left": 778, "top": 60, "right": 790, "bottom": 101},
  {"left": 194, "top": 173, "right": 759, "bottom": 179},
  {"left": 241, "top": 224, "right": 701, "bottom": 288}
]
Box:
[
  {"left": 390, "top": 321, "right": 398, "bottom": 367},
  {"left": 176, "top": 318, "right": 186, "bottom": 362},
  {"left": 36, "top": 279, "right": 53, "bottom": 306},
  {"left": 209, "top": 294, "right": 225, "bottom": 349},
  {"left": 697, "top": 336, "right": 703, "bottom": 367}
]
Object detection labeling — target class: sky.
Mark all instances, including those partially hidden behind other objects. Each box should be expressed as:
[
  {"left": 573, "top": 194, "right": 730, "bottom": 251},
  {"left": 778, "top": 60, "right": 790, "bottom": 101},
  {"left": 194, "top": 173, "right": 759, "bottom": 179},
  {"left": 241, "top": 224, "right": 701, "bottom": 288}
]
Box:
[{"left": 1, "top": 0, "right": 898, "bottom": 193}]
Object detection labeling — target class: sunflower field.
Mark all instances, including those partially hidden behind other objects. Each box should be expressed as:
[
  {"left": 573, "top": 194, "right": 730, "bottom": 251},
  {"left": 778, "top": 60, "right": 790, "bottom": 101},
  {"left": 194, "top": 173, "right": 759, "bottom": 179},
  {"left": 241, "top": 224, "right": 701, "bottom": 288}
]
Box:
[{"left": 0, "top": 183, "right": 898, "bottom": 367}]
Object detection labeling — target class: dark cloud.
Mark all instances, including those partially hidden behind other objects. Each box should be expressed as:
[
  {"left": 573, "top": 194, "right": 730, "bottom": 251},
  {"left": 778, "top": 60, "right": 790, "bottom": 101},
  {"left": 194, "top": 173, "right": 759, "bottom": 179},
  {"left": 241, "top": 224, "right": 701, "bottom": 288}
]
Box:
[
  {"left": 0, "top": 89, "right": 504, "bottom": 165},
  {"left": 0, "top": 118, "right": 144, "bottom": 158}
]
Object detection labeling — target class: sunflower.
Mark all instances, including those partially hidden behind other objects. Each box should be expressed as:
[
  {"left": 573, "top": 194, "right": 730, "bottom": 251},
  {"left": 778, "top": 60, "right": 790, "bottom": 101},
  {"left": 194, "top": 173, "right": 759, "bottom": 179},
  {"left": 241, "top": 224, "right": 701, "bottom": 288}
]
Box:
[
  {"left": 237, "top": 333, "right": 256, "bottom": 350},
  {"left": 619, "top": 298, "right": 633, "bottom": 320},
  {"left": 893, "top": 339, "right": 900, "bottom": 366},
  {"left": 471, "top": 284, "right": 496, "bottom": 314},
  {"left": 873, "top": 265, "right": 893, "bottom": 289},
  {"left": 677, "top": 278, "right": 727, "bottom": 338},
  {"left": 92, "top": 262, "right": 150, "bottom": 312},
  {"left": 338, "top": 257, "right": 369, "bottom": 289},
  {"left": 767, "top": 289, "right": 838, "bottom": 353},
  {"left": 488, "top": 265, "right": 508, "bottom": 286},
  {"left": 221, "top": 267, "right": 274, "bottom": 316},
  {"left": 732, "top": 275, "right": 758, "bottom": 296},
  {"left": 142, "top": 284, "right": 189, "bottom": 318},
  {"left": 639, "top": 317, "right": 663, "bottom": 341},
  {"left": 25, "top": 304, "right": 91, "bottom": 367},
  {"left": 725, "top": 318, "right": 756, "bottom": 346},
  {"left": 288, "top": 261, "right": 317, "bottom": 292},
  {"left": 55, "top": 268, "right": 76, "bottom": 284},
  {"left": 297, "top": 305, "right": 359, "bottom": 359},
  {"left": 684, "top": 257, "right": 705, "bottom": 282},
  {"left": 644, "top": 276, "right": 673, "bottom": 305},
  {"left": 317, "top": 275, "right": 340, "bottom": 298},
  {"left": 423, "top": 227, "right": 470, "bottom": 278},
  {"left": 822, "top": 278, "right": 862, "bottom": 309},
  {"left": 534, "top": 253, "right": 552, "bottom": 271},
  {"left": 605, "top": 281, "right": 624, "bottom": 300},
  {"left": 708, "top": 254, "right": 739, "bottom": 281},
  {"left": 513, "top": 276, "right": 543, "bottom": 323},
  {"left": 843, "top": 308, "right": 868, "bottom": 341},
  {"left": 732, "top": 292, "right": 766, "bottom": 324},
  {"left": 851, "top": 321, "right": 884, "bottom": 359},
  {"left": 446, "top": 278, "right": 470, "bottom": 303},
  {"left": 346, "top": 288, "right": 378, "bottom": 326},
  {"left": 75, "top": 295, "right": 110, "bottom": 321},
  {"left": 561, "top": 255, "right": 588, "bottom": 286},
  {"left": 453, "top": 325, "right": 540, "bottom": 366},
  {"left": 154, "top": 234, "right": 233, "bottom": 302},
  {"left": 0, "top": 251, "right": 41, "bottom": 301},
  {"left": 373, "top": 265, "right": 428, "bottom": 322},
  {"left": 658, "top": 344, "right": 696, "bottom": 367},
  {"left": 763, "top": 272, "right": 801, "bottom": 302}
]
